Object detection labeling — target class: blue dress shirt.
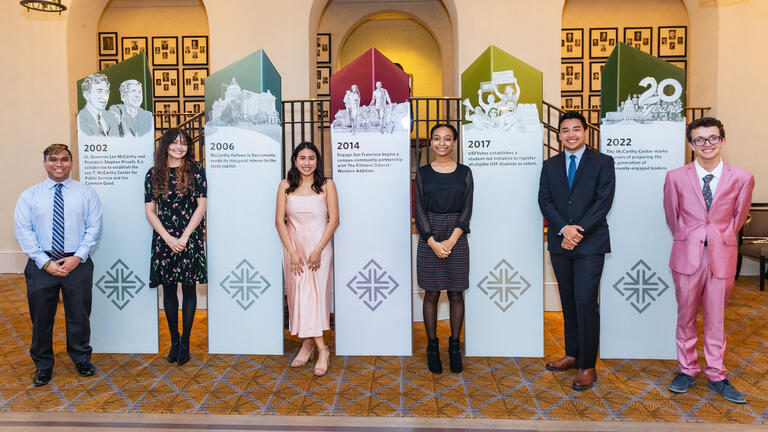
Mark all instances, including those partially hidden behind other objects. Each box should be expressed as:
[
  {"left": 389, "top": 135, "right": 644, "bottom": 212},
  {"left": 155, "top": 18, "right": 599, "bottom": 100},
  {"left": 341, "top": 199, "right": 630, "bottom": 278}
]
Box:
[
  {"left": 564, "top": 145, "right": 586, "bottom": 175},
  {"left": 558, "top": 145, "right": 587, "bottom": 236},
  {"left": 14, "top": 176, "right": 103, "bottom": 268}
]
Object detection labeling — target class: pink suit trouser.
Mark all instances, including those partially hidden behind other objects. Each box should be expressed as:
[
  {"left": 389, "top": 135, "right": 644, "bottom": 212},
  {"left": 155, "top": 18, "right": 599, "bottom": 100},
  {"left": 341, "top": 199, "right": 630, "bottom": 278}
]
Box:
[{"left": 672, "top": 249, "right": 734, "bottom": 382}]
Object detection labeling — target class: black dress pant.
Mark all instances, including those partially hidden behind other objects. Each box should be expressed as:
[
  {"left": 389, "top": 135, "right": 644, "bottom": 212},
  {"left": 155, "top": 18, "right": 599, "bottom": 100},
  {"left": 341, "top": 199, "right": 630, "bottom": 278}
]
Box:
[
  {"left": 550, "top": 251, "right": 604, "bottom": 369},
  {"left": 24, "top": 258, "right": 93, "bottom": 369}
]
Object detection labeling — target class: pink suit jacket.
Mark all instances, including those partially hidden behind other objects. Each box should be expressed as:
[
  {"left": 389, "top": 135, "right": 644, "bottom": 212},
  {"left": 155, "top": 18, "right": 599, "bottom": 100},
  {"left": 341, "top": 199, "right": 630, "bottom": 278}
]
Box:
[{"left": 663, "top": 162, "right": 754, "bottom": 279}]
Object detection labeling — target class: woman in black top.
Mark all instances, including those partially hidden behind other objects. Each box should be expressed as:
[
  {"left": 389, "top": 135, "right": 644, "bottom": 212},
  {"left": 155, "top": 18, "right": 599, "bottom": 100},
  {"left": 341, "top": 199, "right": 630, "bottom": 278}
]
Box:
[
  {"left": 144, "top": 128, "right": 207, "bottom": 366},
  {"left": 414, "top": 123, "right": 473, "bottom": 374}
]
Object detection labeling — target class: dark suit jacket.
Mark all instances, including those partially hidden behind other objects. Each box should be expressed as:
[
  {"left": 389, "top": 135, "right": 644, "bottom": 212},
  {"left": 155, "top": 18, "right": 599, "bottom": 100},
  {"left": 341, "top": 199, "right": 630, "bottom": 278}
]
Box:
[{"left": 538, "top": 147, "right": 616, "bottom": 255}]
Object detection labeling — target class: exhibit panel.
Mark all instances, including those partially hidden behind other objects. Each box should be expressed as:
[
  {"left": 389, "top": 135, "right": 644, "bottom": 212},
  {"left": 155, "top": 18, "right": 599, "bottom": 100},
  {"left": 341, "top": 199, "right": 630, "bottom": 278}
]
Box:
[
  {"left": 205, "top": 50, "right": 284, "bottom": 354},
  {"left": 77, "top": 54, "right": 158, "bottom": 353},
  {"left": 461, "top": 46, "right": 544, "bottom": 357},
  {"left": 599, "top": 43, "right": 685, "bottom": 359},
  {"left": 331, "top": 48, "right": 412, "bottom": 356}
]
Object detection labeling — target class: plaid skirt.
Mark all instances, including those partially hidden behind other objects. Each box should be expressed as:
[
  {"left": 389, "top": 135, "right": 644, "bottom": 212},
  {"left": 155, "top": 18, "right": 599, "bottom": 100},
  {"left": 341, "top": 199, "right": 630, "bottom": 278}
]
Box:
[{"left": 416, "top": 212, "right": 469, "bottom": 291}]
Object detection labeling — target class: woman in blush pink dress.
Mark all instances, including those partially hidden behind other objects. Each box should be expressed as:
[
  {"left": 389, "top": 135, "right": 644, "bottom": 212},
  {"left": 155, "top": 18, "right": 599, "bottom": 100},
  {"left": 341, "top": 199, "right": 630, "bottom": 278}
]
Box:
[{"left": 275, "top": 142, "right": 339, "bottom": 376}]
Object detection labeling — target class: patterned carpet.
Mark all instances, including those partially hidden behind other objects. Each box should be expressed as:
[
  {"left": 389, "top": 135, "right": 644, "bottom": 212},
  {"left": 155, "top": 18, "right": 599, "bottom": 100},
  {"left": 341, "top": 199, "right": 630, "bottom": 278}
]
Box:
[{"left": 0, "top": 273, "right": 766, "bottom": 423}]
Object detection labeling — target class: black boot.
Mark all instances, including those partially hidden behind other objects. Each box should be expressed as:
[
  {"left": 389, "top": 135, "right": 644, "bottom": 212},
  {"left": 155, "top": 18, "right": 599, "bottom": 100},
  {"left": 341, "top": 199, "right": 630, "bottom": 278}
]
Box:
[
  {"left": 426, "top": 338, "right": 442, "bottom": 374},
  {"left": 177, "top": 336, "right": 191, "bottom": 366},
  {"left": 166, "top": 338, "right": 180, "bottom": 364},
  {"left": 448, "top": 337, "right": 463, "bottom": 373}
]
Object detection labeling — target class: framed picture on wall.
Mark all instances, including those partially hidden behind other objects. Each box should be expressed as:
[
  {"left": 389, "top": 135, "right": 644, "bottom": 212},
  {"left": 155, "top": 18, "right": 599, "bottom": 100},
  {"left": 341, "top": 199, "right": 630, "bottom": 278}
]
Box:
[
  {"left": 152, "top": 36, "right": 178, "bottom": 66},
  {"left": 561, "top": 62, "right": 583, "bottom": 92},
  {"left": 121, "top": 36, "right": 148, "bottom": 61},
  {"left": 316, "top": 33, "right": 331, "bottom": 64},
  {"left": 589, "top": 94, "right": 601, "bottom": 110},
  {"left": 658, "top": 26, "right": 687, "bottom": 57},
  {"left": 588, "top": 94, "right": 601, "bottom": 124},
  {"left": 589, "top": 61, "right": 606, "bottom": 92},
  {"left": 154, "top": 100, "right": 180, "bottom": 128},
  {"left": 99, "top": 58, "right": 118, "bottom": 71},
  {"left": 153, "top": 68, "right": 179, "bottom": 98},
  {"left": 561, "top": 94, "right": 583, "bottom": 110},
  {"left": 183, "top": 68, "right": 208, "bottom": 97},
  {"left": 316, "top": 65, "right": 331, "bottom": 96},
  {"left": 589, "top": 28, "right": 618, "bottom": 58},
  {"left": 561, "top": 28, "right": 584, "bottom": 59},
  {"left": 668, "top": 59, "right": 687, "bottom": 70},
  {"left": 184, "top": 100, "right": 205, "bottom": 115},
  {"left": 99, "top": 32, "right": 118, "bottom": 56},
  {"left": 315, "top": 100, "right": 330, "bottom": 123},
  {"left": 182, "top": 36, "right": 208, "bottom": 65},
  {"left": 623, "top": 27, "right": 652, "bottom": 55}
]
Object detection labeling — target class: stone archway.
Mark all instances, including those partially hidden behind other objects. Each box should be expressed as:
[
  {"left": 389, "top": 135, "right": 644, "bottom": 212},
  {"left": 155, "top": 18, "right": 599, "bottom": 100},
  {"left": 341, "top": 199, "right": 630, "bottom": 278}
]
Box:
[{"left": 310, "top": 0, "right": 456, "bottom": 97}]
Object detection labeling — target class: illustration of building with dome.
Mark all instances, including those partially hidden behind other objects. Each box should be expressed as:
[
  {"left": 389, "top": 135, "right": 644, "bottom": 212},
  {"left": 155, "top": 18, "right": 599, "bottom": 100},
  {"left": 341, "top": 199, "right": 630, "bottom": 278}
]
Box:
[{"left": 208, "top": 77, "right": 280, "bottom": 126}]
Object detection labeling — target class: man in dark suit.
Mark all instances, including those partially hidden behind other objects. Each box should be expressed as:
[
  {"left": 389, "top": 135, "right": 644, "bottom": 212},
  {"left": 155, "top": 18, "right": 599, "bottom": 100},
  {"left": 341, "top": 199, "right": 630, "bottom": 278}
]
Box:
[{"left": 538, "top": 111, "right": 615, "bottom": 390}]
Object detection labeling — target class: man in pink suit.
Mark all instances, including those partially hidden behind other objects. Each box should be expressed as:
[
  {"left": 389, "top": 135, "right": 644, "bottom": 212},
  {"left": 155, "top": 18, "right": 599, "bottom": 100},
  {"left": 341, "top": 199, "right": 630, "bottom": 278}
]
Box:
[{"left": 663, "top": 117, "right": 754, "bottom": 404}]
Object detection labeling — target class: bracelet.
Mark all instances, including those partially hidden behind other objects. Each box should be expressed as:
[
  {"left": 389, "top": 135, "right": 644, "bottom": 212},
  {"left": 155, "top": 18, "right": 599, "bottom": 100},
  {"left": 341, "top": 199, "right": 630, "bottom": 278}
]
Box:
[{"left": 42, "top": 260, "right": 52, "bottom": 271}]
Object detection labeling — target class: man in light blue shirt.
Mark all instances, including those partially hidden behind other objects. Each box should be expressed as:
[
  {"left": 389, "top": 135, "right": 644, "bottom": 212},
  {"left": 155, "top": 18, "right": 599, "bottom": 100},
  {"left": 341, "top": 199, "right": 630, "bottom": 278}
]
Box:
[{"left": 14, "top": 144, "right": 102, "bottom": 386}]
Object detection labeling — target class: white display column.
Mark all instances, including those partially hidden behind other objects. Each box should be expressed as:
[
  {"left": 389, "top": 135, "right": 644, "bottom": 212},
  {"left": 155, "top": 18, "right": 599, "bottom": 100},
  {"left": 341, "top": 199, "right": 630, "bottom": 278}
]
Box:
[
  {"left": 331, "top": 48, "right": 412, "bottom": 356},
  {"left": 206, "top": 50, "right": 284, "bottom": 354},
  {"left": 599, "top": 43, "right": 685, "bottom": 359}
]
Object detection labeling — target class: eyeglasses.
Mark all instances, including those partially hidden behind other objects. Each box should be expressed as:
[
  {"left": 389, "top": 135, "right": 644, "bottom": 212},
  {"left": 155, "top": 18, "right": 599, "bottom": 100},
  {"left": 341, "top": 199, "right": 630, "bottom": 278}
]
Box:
[{"left": 690, "top": 135, "right": 722, "bottom": 147}]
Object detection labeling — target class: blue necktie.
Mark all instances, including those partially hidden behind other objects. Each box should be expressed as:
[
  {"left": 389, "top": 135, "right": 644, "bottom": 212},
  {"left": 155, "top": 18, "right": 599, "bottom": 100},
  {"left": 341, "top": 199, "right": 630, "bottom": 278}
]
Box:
[
  {"left": 51, "top": 183, "right": 65, "bottom": 260},
  {"left": 567, "top": 154, "right": 577, "bottom": 189}
]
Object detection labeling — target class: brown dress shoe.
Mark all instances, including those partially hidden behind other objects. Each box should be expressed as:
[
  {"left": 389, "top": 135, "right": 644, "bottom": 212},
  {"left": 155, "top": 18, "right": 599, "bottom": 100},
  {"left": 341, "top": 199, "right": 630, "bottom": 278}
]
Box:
[
  {"left": 545, "top": 355, "right": 577, "bottom": 372},
  {"left": 572, "top": 368, "right": 597, "bottom": 390}
]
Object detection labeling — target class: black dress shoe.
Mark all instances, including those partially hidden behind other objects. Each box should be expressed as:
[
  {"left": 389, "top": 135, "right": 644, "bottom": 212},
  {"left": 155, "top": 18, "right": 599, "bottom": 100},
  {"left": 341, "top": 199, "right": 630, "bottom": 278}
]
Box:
[
  {"left": 75, "top": 361, "right": 95, "bottom": 377},
  {"left": 33, "top": 368, "right": 52, "bottom": 386}
]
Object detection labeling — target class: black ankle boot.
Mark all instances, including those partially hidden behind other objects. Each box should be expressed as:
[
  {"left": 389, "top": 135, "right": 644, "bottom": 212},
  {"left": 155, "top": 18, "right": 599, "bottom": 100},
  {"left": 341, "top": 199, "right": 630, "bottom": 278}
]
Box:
[
  {"left": 426, "top": 338, "right": 442, "bottom": 374},
  {"left": 166, "top": 339, "right": 180, "bottom": 363},
  {"left": 448, "top": 337, "right": 463, "bottom": 373},
  {"left": 176, "top": 337, "right": 190, "bottom": 366}
]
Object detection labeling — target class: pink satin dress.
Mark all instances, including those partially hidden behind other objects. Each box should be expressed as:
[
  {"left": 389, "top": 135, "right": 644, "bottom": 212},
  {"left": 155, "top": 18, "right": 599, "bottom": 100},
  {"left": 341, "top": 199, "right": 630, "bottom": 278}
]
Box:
[{"left": 283, "top": 193, "right": 333, "bottom": 338}]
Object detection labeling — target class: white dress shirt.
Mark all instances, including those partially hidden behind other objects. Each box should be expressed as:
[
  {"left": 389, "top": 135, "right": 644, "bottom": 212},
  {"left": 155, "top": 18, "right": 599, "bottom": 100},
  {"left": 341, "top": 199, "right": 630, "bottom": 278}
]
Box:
[{"left": 695, "top": 158, "right": 723, "bottom": 197}]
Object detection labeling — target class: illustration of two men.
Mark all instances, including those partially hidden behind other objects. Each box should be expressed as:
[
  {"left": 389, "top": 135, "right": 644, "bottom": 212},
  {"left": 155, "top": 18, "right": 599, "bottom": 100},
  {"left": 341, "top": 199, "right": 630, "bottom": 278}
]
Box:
[{"left": 77, "top": 73, "right": 152, "bottom": 137}]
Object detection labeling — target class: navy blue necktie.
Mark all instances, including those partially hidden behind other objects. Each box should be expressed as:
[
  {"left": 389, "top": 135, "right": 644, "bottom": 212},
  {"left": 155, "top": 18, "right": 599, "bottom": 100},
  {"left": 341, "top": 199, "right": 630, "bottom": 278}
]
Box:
[
  {"left": 567, "top": 154, "right": 577, "bottom": 189},
  {"left": 51, "top": 183, "right": 65, "bottom": 260}
]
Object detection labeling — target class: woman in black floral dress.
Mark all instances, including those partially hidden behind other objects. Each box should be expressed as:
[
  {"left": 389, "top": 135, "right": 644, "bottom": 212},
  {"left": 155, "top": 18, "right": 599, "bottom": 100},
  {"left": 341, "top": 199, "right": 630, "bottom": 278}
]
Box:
[{"left": 144, "top": 128, "right": 207, "bottom": 366}]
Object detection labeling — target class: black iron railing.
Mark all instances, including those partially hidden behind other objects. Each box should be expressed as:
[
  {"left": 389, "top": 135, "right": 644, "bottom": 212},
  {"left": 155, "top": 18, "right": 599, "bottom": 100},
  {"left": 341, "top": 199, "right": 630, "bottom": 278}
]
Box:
[
  {"left": 154, "top": 112, "right": 206, "bottom": 162},
  {"left": 542, "top": 102, "right": 601, "bottom": 158},
  {"left": 153, "top": 103, "right": 711, "bottom": 167}
]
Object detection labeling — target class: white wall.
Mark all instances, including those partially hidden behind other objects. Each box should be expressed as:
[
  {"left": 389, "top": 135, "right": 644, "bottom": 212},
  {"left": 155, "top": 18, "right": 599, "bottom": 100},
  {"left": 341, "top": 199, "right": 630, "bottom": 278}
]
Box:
[
  {"left": 0, "top": 2, "right": 70, "bottom": 271},
  {"left": 716, "top": 0, "right": 768, "bottom": 202}
]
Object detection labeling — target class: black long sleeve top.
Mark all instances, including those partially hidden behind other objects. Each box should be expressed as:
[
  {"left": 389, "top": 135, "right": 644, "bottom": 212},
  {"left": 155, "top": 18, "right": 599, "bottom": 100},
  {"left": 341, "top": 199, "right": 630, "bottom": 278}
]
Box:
[{"left": 414, "top": 163, "right": 474, "bottom": 242}]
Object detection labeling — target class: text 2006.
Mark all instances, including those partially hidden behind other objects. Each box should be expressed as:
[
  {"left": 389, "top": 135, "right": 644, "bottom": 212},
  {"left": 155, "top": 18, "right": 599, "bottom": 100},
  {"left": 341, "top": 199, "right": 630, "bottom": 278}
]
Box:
[{"left": 210, "top": 142, "right": 235, "bottom": 151}]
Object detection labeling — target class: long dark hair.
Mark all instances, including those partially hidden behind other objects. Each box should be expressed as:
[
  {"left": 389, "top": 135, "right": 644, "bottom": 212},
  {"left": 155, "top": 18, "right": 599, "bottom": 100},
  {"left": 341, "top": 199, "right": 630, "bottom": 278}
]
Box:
[
  {"left": 150, "top": 128, "right": 195, "bottom": 198},
  {"left": 286, "top": 142, "right": 326, "bottom": 194}
]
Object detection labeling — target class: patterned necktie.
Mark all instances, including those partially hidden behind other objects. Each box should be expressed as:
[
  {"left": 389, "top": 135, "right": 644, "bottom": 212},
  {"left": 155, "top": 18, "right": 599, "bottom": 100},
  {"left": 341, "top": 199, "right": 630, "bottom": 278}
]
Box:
[
  {"left": 51, "top": 183, "right": 65, "bottom": 260},
  {"left": 567, "top": 154, "right": 577, "bottom": 189},
  {"left": 97, "top": 113, "right": 107, "bottom": 135},
  {"left": 702, "top": 174, "right": 714, "bottom": 210}
]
